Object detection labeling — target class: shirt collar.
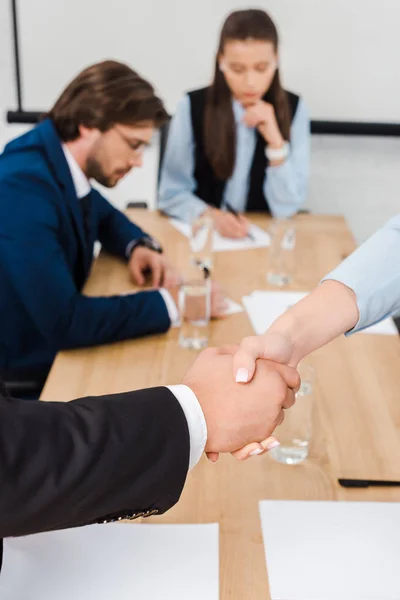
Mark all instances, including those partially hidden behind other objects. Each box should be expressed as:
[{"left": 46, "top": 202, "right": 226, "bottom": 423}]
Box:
[
  {"left": 232, "top": 98, "right": 246, "bottom": 124},
  {"left": 61, "top": 144, "right": 91, "bottom": 199}
]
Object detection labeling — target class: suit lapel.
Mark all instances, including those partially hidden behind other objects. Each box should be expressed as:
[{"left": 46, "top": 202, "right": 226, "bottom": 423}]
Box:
[{"left": 37, "top": 120, "right": 91, "bottom": 271}]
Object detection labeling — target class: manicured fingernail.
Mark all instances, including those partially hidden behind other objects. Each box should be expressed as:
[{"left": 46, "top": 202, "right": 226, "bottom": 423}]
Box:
[
  {"left": 249, "top": 448, "right": 263, "bottom": 456},
  {"left": 236, "top": 368, "right": 249, "bottom": 383},
  {"left": 266, "top": 441, "right": 281, "bottom": 451}
]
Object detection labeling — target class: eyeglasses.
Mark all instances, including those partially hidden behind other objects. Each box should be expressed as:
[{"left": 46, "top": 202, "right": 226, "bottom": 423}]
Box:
[{"left": 114, "top": 126, "right": 150, "bottom": 156}]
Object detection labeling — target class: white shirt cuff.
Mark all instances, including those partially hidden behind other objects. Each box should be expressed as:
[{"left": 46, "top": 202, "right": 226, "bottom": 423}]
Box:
[
  {"left": 167, "top": 384, "right": 207, "bottom": 470},
  {"left": 159, "top": 289, "right": 180, "bottom": 326},
  {"left": 125, "top": 239, "right": 138, "bottom": 259}
]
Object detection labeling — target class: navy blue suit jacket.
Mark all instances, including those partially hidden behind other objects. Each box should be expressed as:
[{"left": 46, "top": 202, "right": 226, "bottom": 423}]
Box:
[{"left": 0, "top": 120, "right": 170, "bottom": 376}]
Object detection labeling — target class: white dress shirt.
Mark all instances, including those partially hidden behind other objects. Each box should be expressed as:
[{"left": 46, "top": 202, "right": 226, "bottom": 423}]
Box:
[{"left": 62, "top": 144, "right": 207, "bottom": 469}]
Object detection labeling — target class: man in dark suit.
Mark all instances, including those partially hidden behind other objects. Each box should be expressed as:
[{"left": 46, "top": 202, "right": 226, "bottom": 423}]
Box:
[
  {"left": 0, "top": 60, "right": 212, "bottom": 390},
  {"left": 0, "top": 346, "right": 300, "bottom": 562}
]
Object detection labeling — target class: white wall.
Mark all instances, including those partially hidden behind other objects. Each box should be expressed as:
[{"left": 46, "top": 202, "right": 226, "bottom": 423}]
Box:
[
  {"left": 14, "top": 0, "right": 400, "bottom": 121},
  {"left": 0, "top": 0, "right": 160, "bottom": 209},
  {"left": 1, "top": 1, "right": 400, "bottom": 242}
]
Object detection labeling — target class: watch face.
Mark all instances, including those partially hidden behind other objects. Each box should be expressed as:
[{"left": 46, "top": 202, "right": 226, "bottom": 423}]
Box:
[{"left": 142, "top": 237, "right": 162, "bottom": 253}]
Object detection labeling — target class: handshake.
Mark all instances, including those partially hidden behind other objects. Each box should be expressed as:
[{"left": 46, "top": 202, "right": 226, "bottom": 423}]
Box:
[{"left": 182, "top": 332, "right": 300, "bottom": 463}]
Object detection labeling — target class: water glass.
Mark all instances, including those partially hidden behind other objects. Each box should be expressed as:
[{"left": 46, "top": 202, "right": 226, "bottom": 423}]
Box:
[
  {"left": 178, "top": 277, "right": 211, "bottom": 350},
  {"left": 269, "top": 362, "right": 314, "bottom": 465},
  {"left": 267, "top": 218, "right": 296, "bottom": 286},
  {"left": 190, "top": 214, "right": 213, "bottom": 273}
]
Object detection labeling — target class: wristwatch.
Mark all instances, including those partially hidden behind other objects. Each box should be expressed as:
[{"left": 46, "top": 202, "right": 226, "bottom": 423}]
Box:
[
  {"left": 128, "top": 236, "right": 163, "bottom": 258},
  {"left": 265, "top": 142, "right": 289, "bottom": 162}
]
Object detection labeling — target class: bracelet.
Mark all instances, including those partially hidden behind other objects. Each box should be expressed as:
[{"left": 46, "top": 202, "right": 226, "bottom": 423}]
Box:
[{"left": 265, "top": 142, "right": 289, "bottom": 162}]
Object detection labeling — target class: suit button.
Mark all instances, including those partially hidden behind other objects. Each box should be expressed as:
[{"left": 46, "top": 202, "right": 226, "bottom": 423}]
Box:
[
  {"left": 131, "top": 512, "right": 145, "bottom": 519},
  {"left": 143, "top": 509, "right": 159, "bottom": 518}
]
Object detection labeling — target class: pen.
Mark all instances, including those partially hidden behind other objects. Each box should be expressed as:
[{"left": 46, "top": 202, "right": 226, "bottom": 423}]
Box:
[
  {"left": 338, "top": 478, "right": 400, "bottom": 488},
  {"left": 224, "top": 202, "right": 255, "bottom": 241}
]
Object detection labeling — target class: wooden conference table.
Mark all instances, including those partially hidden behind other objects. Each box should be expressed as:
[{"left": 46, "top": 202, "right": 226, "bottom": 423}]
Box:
[{"left": 41, "top": 211, "right": 400, "bottom": 599}]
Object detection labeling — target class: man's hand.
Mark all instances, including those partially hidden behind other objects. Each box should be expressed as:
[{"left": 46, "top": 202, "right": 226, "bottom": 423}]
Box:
[
  {"left": 129, "top": 246, "right": 181, "bottom": 288},
  {"left": 182, "top": 345, "right": 300, "bottom": 459},
  {"left": 243, "top": 101, "right": 284, "bottom": 150}
]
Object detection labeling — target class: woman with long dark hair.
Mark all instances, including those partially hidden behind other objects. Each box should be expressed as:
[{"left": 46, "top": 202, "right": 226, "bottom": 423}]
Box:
[{"left": 159, "top": 9, "right": 310, "bottom": 238}]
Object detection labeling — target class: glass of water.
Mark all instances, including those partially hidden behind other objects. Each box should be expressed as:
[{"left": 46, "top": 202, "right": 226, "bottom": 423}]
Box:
[
  {"left": 178, "top": 277, "right": 211, "bottom": 350},
  {"left": 190, "top": 214, "right": 213, "bottom": 274},
  {"left": 269, "top": 362, "right": 314, "bottom": 465},
  {"left": 267, "top": 218, "right": 296, "bottom": 286}
]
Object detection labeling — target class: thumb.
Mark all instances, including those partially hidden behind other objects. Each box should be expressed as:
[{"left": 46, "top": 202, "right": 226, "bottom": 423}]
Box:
[
  {"left": 232, "top": 336, "right": 270, "bottom": 384},
  {"left": 233, "top": 333, "right": 294, "bottom": 384}
]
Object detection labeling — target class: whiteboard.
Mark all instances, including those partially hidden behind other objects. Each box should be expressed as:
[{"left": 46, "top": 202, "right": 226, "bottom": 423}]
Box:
[{"left": 18, "top": 0, "right": 400, "bottom": 121}]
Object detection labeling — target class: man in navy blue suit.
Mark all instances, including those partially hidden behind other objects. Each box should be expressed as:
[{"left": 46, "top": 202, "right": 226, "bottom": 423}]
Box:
[{"left": 0, "top": 60, "right": 217, "bottom": 390}]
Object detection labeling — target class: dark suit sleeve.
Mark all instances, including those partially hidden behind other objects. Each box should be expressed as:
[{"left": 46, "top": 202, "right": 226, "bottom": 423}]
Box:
[
  {"left": 0, "top": 178, "right": 171, "bottom": 349},
  {"left": 0, "top": 387, "right": 190, "bottom": 538},
  {"left": 94, "top": 190, "right": 149, "bottom": 259}
]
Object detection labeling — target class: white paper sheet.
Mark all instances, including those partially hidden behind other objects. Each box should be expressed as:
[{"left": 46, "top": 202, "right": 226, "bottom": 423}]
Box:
[
  {"left": 259, "top": 500, "right": 400, "bottom": 600},
  {"left": 221, "top": 298, "right": 243, "bottom": 315},
  {"left": 169, "top": 218, "right": 271, "bottom": 252},
  {"left": 242, "top": 291, "right": 307, "bottom": 335},
  {"left": 243, "top": 290, "right": 397, "bottom": 336},
  {"left": 0, "top": 523, "right": 219, "bottom": 600}
]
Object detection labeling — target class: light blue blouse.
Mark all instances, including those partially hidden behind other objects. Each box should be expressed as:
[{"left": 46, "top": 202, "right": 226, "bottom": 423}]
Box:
[
  {"left": 325, "top": 214, "right": 400, "bottom": 333},
  {"left": 159, "top": 94, "right": 311, "bottom": 222}
]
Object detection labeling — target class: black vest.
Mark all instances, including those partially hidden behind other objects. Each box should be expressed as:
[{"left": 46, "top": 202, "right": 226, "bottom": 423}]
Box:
[{"left": 188, "top": 87, "right": 300, "bottom": 212}]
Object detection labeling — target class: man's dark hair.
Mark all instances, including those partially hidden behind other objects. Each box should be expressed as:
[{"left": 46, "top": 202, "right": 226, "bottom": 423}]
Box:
[{"left": 47, "top": 60, "right": 168, "bottom": 141}]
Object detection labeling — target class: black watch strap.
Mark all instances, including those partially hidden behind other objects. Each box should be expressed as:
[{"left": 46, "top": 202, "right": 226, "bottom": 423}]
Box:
[{"left": 129, "top": 236, "right": 163, "bottom": 258}]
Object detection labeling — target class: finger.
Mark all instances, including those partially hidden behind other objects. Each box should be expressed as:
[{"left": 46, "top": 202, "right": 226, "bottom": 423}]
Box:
[
  {"left": 237, "top": 215, "right": 251, "bottom": 233},
  {"left": 236, "top": 220, "right": 250, "bottom": 238},
  {"left": 242, "top": 111, "right": 253, "bottom": 125},
  {"left": 224, "top": 213, "right": 248, "bottom": 238},
  {"left": 151, "top": 258, "right": 163, "bottom": 288},
  {"left": 232, "top": 336, "right": 268, "bottom": 383},
  {"left": 213, "top": 289, "right": 228, "bottom": 308},
  {"left": 276, "top": 409, "right": 285, "bottom": 427},
  {"left": 211, "top": 280, "right": 222, "bottom": 293},
  {"left": 282, "top": 387, "right": 296, "bottom": 410},
  {"left": 273, "top": 363, "right": 301, "bottom": 392},
  {"left": 232, "top": 436, "right": 281, "bottom": 461},
  {"left": 215, "top": 298, "right": 229, "bottom": 314},
  {"left": 246, "top": 117, "right": 260, "bottom": 128},
  {"left": 206, "top": 452, "right": 219, "bottom": 463},
  {"left": 215, "top": 344, "right": 240, "bottom": 356},
  {"left": 222, "top": 214, "right": 246, "bottom": 238},
  {"left": 163, "top": 268, "right": 182, "bottom": 289},
  {"left": 218, "top": 219, "right": 241, "bottom": 239},
  {"left": 227, "top": 214, "right": 248, "bottom": 238},
  {"left": 233, "top": 333, "right": 294, "bottom": 384},
  {"left": 232, "top": 442, "right": 264, "bottom": 461},
  {"left": 130, "top": 260, "right": 145, "bottom": 286}
]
